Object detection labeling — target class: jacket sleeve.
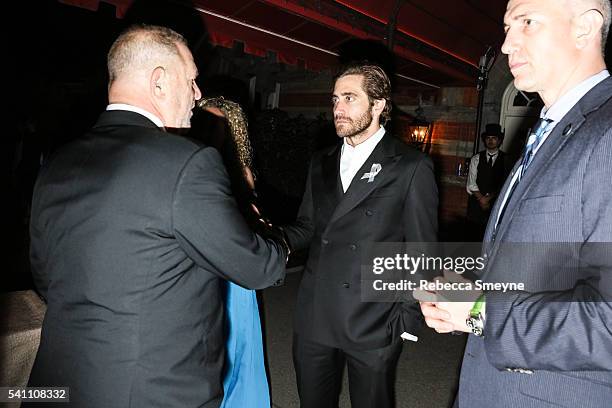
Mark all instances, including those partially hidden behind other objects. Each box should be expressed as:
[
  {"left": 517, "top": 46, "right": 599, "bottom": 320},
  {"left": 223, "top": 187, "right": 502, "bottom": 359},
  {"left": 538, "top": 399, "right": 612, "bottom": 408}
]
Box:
[
  {"left": 484, "top": 127, "right": 612, "bottom": 371},
  {"left": 396, "top": 153, "right": 439, "bottom": 336},
  {"left": 403, "top": 154, "right": 438, "bottom": 243},
  {"left": 172, "top": 147, "right": 286, "bottom": 290},
  {"left": 29, "top": 165, "right": 51, "bottom": 302}
]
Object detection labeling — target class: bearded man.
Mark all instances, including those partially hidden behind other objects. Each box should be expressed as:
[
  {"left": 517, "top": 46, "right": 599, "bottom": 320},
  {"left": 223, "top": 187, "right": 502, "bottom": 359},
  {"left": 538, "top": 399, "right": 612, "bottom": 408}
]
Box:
[{"left": 283, "top": 63, "right": 438, "bottom": 408}]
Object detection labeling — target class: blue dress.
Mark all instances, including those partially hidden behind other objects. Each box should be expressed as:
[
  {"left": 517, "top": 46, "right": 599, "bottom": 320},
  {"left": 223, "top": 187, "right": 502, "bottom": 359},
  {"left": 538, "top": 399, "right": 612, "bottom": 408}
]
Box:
[{"left": 221, "top": 281, "right": 270, "bottom": 407}]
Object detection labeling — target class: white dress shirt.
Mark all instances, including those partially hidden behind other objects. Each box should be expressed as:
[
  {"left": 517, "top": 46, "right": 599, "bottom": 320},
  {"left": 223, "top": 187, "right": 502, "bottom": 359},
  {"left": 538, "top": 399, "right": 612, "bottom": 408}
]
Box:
[
  {"left": 106, "top": 103, "right": 164, "bottom": 128},
  {"left": 339, "top": 126, "right": 386, "bottom": 192}
]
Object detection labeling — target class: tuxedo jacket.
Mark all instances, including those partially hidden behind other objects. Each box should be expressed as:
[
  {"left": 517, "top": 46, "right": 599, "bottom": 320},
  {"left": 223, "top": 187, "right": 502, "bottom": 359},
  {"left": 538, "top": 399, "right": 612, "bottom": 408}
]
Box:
[
  {"left": 458, "top": 77, "right": 612, "bottom": 407},
  {"left": 284, "top": 133, "right": 438, "bottom": 350},
  {"left": 27, "top": 111, "right": 286, "bottom": 408}
]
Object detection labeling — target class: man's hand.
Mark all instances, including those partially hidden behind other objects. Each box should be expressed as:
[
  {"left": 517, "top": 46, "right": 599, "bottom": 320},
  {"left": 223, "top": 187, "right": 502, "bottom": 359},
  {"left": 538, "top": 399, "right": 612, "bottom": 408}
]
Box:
[
  {"left": 414, "top": 271, "right": 483, "bottom": 334},
  {"left": 418, "top": 300, "right": 454, "bottom": 333},
  {"left": 419, "top": 300, "right": 474, "bottom": 333},
  {"left": 478, "top": 194, "right": 492, "bottom": 210}
]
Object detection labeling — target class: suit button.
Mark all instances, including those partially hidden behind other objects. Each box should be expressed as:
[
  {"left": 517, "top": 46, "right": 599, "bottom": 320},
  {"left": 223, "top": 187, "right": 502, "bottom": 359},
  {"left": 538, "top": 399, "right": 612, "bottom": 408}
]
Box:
[
  {"left": 349, "top": 244, "right": 357, "bottom": 251},
  {"left": 365, "top": 210, "right": 373, "bottom": 216},
  {"left": 343, "top": 282, "right": 350, "bottom": 288},
  {"left": 322, "top": 239, "right": 329, "bottom": 245}
]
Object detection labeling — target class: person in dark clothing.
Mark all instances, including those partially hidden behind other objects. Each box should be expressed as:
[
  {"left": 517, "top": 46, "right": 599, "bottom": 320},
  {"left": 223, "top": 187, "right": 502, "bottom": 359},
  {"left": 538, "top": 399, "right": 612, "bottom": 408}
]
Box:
[
  {"left": 26, "top": 25, "right": 288, "bottom": 408},
  {"left": 466, "top": 123, "right": 509, "bottom": 240}
]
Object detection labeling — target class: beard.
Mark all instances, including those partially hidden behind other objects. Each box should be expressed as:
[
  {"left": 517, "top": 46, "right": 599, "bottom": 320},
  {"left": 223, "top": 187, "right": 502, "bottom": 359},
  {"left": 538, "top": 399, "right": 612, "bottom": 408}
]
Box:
[{"left": 334, "top": 109, "right": 373, "bottom": 138}]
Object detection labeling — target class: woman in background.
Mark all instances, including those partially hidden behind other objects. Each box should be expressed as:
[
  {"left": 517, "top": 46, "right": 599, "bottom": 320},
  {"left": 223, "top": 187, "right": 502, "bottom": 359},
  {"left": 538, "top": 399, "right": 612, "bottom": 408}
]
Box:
[{"left": 199, "top": 97, "right": 270, "bottom": 408}]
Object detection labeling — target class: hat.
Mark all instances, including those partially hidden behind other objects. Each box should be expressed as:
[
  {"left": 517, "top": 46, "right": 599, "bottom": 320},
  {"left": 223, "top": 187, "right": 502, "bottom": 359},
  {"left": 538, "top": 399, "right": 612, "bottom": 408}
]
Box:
[{"left": 480, "top": 123, "right": 504, "bottom": 141}]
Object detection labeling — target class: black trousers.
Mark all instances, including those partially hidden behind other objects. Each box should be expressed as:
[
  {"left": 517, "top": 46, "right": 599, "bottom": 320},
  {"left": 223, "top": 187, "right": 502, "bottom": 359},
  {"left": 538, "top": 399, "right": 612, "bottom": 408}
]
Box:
[{"left": 293, "top": 334, "right": 403, "bottom": 408}]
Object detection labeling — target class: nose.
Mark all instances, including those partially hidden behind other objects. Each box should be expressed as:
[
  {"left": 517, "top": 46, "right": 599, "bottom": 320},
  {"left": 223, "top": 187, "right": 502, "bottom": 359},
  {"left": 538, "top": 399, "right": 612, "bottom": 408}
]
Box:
[
  {"left": 193, "top": 81, "right": 202, "bottom": 101},
  {"left": 333, "top": 101, "right": 344, "bottom": 117},
  {"left": 501, "top": 29, "right": 515, "bottom": 55}
]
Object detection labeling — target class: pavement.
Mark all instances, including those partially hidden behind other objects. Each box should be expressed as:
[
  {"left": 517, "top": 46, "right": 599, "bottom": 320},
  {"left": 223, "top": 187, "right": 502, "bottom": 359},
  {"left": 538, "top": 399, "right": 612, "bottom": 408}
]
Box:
[{"left": 261, "top": 270, "right": 467, "bottom": 408}]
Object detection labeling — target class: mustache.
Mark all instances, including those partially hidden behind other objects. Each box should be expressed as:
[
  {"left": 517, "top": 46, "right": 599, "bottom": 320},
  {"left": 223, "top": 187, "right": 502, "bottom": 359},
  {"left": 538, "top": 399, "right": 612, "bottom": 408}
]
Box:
[{"left": 334, "top": 116, "right": 352, "bottom": 122}]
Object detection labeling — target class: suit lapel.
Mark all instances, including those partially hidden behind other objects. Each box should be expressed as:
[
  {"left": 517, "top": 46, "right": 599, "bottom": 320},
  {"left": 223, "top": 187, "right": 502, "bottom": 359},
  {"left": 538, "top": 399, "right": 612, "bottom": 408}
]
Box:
[
  {"left": 318, "top": 144, "right": 343, "bottom": 215},
  {"left": 328, "top": 135, "right": 399, "bottom": 226},
  {"left": 487, "top": 112, "right": 581, "bottom": 255},
  {"left": 482, "top": 159, "right": 521, "bottom": 246}
]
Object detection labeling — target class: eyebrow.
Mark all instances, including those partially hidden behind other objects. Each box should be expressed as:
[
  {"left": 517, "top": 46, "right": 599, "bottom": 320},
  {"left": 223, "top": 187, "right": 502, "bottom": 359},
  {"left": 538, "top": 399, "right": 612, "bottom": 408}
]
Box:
[
  {"left": 504, "top": 12, "right": 528, "bottom": 24},
  {"left": 333, "top": 91, "right": 358, "bottom": 97}
]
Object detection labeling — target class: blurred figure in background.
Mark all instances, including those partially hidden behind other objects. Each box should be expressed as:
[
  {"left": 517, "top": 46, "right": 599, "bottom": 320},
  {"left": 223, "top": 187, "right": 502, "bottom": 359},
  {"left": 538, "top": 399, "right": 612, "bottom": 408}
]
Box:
[{"left": 466, "top": 124, "right": 510, "bottom": 241}]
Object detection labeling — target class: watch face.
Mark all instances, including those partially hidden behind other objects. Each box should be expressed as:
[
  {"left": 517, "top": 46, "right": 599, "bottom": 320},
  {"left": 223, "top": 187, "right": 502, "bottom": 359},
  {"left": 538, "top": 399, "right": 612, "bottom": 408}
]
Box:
[{"left": 466, "top": 316, "right": 484, "bottom": 336}]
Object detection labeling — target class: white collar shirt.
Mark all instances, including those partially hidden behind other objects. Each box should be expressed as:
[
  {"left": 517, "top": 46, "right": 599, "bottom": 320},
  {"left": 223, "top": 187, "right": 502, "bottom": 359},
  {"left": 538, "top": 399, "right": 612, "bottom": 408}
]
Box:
[
  {"left": 339, "top": 126, "right": 386, "bottom": 193},
  {"left": 106, "top": 103, "right": 164, "bottom": 128}
]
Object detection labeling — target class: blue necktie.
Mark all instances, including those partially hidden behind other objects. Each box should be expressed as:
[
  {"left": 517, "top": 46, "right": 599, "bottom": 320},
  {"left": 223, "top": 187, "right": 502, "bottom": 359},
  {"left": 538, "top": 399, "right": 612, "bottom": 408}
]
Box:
[
  {"left": 519, "top": 118, "right": 553, "bottom": 179},
  {"left": 495, "top": 118, "right": 553, "bottom": 227}
]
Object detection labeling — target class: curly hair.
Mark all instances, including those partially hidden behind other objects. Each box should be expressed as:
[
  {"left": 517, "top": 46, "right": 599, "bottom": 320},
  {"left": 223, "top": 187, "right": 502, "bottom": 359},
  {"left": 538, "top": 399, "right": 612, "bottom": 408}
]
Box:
[{"left": 197, "top": 96, "right": 253, "bottom": 169}]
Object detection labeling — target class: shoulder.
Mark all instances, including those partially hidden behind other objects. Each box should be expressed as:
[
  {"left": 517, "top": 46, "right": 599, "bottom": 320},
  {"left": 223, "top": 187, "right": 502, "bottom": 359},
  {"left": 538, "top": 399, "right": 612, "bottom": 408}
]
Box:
[
  {"left": 311, "top": 143, "right": 340, "bottom": 163},
  {"left": 586, "top": 95, "right": 612, "bottom": 128},
  {"left": 574, "top": 95, "right": 612, "bottom": 148},
  {"left": 386, "top": 134, "right": 431, "bottom": 165}
]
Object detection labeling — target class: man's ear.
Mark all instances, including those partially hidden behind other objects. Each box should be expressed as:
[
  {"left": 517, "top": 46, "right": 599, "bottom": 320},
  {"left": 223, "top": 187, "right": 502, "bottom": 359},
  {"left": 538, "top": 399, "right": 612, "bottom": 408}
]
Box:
[
  {"left": 372, "top": 98, "right": 386, "bottom": 116},
  {"left": 151, "top": 66, "right": 166, "bottom": 97},
  {"left": 574, "top": 8, "right": 604, "bottom": 49}
]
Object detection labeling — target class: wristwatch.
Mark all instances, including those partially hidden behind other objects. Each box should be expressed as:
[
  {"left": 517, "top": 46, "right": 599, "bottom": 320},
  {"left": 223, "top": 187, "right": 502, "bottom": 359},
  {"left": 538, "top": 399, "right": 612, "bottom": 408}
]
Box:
[{"left": 466, "top": 294, "right": 485, "bottom": 337}]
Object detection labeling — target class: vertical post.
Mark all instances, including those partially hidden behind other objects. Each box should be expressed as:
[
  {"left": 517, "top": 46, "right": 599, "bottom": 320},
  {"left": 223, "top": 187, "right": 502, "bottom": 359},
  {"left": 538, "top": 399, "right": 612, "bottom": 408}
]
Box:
[
  {"left": 473, "top": 46, "right": 496, "bottom": 156},
  {"left": 386, "top": 0, "right": 406, "bottom": 51},
  {"left": 249, "top": 76, "right": 257, "bottom": 106}
]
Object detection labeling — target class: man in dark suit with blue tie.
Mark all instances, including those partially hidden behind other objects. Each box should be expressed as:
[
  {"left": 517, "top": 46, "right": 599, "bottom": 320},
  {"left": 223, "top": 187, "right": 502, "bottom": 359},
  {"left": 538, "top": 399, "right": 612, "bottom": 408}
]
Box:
[
  {"left": 419, "top": 0, "right": 612, "bottom": 407},
  {"left": 284, "top": 64, "right": 438, "bottom": 408},
  {"left": 26, "top": 25, "right": 288, "bottom": 407}
]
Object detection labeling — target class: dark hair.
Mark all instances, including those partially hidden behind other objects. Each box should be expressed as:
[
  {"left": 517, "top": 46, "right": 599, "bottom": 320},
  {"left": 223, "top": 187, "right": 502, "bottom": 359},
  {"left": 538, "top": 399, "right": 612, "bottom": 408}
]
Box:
[
  {"left": 480, "top": 123, "right": 504, "bottom": 142},
  {"left": 334, "top": 63, "right": 392, "bottom": 125}
]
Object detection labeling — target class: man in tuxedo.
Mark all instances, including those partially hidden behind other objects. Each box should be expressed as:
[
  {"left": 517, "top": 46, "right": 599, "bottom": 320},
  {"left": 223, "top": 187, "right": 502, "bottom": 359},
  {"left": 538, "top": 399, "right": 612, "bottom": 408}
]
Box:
[
  {"left": 26, "top": 25, "right": 287, "bottom": 407},
  {"left": 466, "top": 124, "right": 510, "bottom": 240},
  {"left": 419, "top": 0, "right": 612, "bottom": 406},
  {"left": 284, "top": 64, "right": 438, "bottom": 407}
]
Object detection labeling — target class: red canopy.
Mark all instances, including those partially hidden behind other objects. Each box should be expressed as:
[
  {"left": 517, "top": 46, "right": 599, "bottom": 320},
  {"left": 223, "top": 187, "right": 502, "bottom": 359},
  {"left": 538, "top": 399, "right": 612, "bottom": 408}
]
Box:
[{"left": 59, "top": 0, "right": 508, "bottom": 87}]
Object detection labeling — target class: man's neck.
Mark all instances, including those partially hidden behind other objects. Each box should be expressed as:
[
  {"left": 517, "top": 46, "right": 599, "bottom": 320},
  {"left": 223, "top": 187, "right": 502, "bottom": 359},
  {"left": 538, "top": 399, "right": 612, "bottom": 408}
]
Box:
[
  {"left": 541, "top": 60, "right": 606, "bottom": 107},
  {"left": 345, "top": 123, "right": 381, "bottom": 147},
  {"left": 486, "top": 148, "right": 499, "bottom": 155}
]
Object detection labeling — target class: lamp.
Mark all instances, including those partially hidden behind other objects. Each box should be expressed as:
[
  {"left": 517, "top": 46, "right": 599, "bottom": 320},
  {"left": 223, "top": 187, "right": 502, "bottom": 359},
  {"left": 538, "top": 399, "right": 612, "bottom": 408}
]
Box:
[{"left": 407, "top": 105, "right": 432, "bottom": 150}]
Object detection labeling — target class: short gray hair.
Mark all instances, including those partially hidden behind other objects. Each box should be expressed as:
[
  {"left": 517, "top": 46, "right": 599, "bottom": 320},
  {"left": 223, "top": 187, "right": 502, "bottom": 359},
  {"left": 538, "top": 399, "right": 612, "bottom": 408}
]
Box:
[
  {"left": 572, "top": 0, "right": 611, "bottom": 53},
  {"left": 107, "top": 24, "right": 187, "bottom": 83},
  {"left": 598, "top": 0, "right": 611, "bottom": 52}
]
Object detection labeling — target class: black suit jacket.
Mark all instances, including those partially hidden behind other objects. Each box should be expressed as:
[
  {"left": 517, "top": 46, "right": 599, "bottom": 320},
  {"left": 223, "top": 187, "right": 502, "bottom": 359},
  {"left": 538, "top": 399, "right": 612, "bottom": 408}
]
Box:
[
  {"left": 27, "top": 111, "right": 286, "bottom": 407},
  {"left": 284, "top": 133, "right": 438, "bottom": 350}
]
